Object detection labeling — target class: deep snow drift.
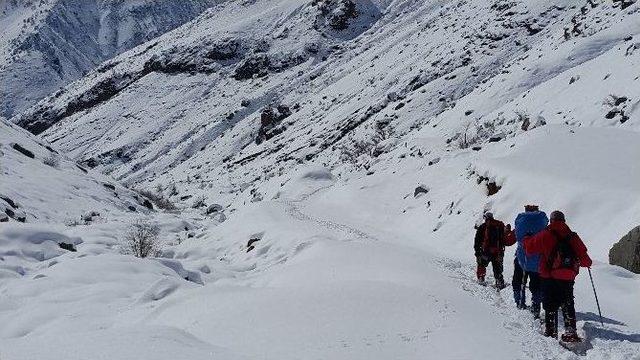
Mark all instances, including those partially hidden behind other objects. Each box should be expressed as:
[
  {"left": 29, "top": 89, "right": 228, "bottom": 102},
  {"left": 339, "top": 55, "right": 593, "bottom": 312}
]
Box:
[{"left": 1, "top": 0, "right": 640, "bottom": 359}]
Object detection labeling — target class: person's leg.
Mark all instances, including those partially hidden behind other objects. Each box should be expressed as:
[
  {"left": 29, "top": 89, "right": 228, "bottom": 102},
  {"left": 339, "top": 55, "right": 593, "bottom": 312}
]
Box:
[
  {"left": 528, "top": 271, "right": 541, "bottom": 319},
  {"left": 492, "top": 256, "right": 505, "bottom": 288},
  {"left": 476, "top": 256, "right": 487, "bottom": 283},
  {"left": 542, "top": 278, "right": 559, "bottom": 338},
  {"left": 560, "top": 281, "right": 578, "bottom": 339},
  {"left": 512, "top": 258, "right": 524, "bottom": 307}
]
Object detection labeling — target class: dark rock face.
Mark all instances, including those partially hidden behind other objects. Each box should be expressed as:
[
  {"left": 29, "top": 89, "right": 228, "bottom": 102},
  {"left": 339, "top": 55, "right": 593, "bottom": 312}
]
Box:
[
  {"left": 609, "top": 226, "right": 640, "bottom": 274},
  {"left": 313, "top": 0, "right": 358, "bottom": 31},
  {"left": 255, "top": 105, "right": 292, "bottom": 144},
  {"left": 234, "top": 54, "right": 271, "bottom": 80}
]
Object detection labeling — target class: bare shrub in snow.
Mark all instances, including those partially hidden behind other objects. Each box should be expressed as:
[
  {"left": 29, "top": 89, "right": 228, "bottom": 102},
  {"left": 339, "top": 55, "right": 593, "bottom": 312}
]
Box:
[
  {"left": 168, "top": 183, "right": 179, "bottom": 197},
  {"left": 123, "top": 220, "right": 161, "bottom": 258},
  {"left": 516, "top": 111, "right": 530, "bottom": 131},
  {"left": 457, "top": 119, "right": 498, "bottom": 149},
  {"left": 137, "top": 189, "right": 177, "bottom": 211},
  {"left": 43, "top": 153, "right": 60, "bottom": 168}
]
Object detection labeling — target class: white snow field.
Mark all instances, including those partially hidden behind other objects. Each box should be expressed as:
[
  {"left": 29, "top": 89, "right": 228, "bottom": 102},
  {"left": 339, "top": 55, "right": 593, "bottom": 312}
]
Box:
[{"left": 2, "top": 0, "right": 640, "bottom": 359}]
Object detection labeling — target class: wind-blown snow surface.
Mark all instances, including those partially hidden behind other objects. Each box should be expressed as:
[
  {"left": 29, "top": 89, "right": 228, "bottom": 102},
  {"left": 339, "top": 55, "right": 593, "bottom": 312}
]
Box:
[
  {"left": 0, "top": 0, "right": 221, "bottom": 118},
  {"left": 2, "top": 0, "right": 640, "bottom": 359}
]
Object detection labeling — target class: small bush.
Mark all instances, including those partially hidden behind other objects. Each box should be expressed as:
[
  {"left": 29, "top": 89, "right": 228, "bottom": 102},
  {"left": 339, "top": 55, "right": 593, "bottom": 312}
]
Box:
[
  {"left": 457, "top": 119, "right": 498, "bottom": 149},
  {"left": 123, "top": 220, "right": 161, "bottom": 258},
  {"left": 137, "top": 189, "right": 177, "bottom": 211}
]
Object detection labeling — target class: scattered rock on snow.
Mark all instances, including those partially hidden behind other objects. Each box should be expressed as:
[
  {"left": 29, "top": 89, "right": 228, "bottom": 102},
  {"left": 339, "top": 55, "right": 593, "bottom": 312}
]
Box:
[
  {"left": 414, "top": 184, "right": 429, "bottom": 198},
  {"left": 247, "top": 232, "right": 264, "bottom": 252},
  {"left": 12, "top": 143, "right": 35, "bottom": 158},
  {"left": 206, "top": 204, "right": 224, "bottom": 215},
  {"left": 58, "top": 242, "right": 77, "bottom": 252}
]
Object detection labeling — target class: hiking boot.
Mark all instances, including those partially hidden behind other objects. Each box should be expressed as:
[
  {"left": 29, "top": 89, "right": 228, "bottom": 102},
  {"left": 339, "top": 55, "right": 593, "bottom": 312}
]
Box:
[
  {"left": 561, "top": 332, "right": 582, "bottom": 343},
  {"left": 477, "top": 276, "right": 486, "bottom": 285},
  {"left": 531, "top": 303, "right": 541, "bottom": 320},
  {"left": 495, "top": 279, "right": 506, "bottom": 289},
  {"left": 544, "top": 311, "right": 558, "bottom": 338}
]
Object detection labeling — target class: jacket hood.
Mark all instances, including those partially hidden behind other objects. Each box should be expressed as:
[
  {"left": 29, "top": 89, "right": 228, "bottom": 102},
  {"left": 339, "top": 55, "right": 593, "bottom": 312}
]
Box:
[{"left": 549, "top": 221, "right": 571, "bottom": 236}]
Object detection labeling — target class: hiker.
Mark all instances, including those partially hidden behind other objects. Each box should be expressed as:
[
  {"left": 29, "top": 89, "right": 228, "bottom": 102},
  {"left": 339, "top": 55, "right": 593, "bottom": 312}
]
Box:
[
  {"left": 525, "top": 210, "right": 592, "bottom": 342},
  {"left": 511, "top": 205, "right": 548, "bottom": 318},
  {"left": 474, "top": 212, "right": 514, "bottom": 288}
]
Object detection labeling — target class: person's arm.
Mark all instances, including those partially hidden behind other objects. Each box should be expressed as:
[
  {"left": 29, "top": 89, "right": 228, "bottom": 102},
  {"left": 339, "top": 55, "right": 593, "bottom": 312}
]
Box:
[
  {"left": 504, "top": 224, "right": 516, "bottom": 246},
  {"left": 474, "top": 224, "right": 484, "bottom": 256},
  {"left": 572, "top": 234, "right": 593, "bottom": 268}
]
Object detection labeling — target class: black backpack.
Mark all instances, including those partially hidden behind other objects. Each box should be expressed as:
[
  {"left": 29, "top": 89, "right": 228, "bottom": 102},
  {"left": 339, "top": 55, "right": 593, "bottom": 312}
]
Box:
[
  {"left": 547, "top": 231, "right": 579, "bottom": 272},
  {"left": 483, "top": 220, "right": 504, "bottom": 254}
]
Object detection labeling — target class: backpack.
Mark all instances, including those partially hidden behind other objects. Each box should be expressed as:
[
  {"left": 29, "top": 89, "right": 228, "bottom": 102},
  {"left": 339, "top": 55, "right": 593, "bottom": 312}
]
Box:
[
  {"left": 547, "top": 231, "right": 579, "bottom": 272},
  {"left": 483, "top": 220, "right": 504, "bottom": 255}
]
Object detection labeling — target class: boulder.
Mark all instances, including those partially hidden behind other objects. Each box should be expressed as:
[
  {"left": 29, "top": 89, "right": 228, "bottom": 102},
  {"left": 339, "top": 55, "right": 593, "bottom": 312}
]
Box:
[
  {"left": 58, "top": 242, "right": 77, "bottom": 252},
  {"left": 206, "top": 204, "right": 224, "bottom": 215},
  {"left": 609, "top": 226, "right": 640, "bottom": 274}
]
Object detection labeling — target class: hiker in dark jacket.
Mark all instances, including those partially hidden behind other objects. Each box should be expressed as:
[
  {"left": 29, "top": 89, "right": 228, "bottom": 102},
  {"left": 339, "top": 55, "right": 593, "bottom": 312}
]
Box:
[
  {"left": 474, "top": 212, "right": 515, "bottom": 288},
  {"left": 525, "top": 210, "right": 592, "bottom": 342}
]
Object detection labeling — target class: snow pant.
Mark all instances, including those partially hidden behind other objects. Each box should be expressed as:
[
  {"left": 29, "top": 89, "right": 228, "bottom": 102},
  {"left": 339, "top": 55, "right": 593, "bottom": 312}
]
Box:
[
  {"left": 512, "top": 258, "right": 541, "bottom": 312},
  {"left": 542, "top": 278, "right": 577, "bottom": 338},
  {"left": 476, "top": 255, "right": 504, "bottom": 286}
]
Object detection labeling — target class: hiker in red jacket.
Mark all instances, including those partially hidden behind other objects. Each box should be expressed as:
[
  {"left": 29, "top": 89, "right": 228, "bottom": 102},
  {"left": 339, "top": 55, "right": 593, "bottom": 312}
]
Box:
[
  {"left": 474, "top": 212, "right": 515, "bottom": 288},
  {"left": 525, "top": 210, "right": 592, "bottom": 342}
]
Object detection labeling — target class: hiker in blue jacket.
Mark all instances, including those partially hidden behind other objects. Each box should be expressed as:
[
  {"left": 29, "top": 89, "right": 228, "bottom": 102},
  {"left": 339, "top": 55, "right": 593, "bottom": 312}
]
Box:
[{"left": 511, "top": 205, "right": 549, "bottom": 319}]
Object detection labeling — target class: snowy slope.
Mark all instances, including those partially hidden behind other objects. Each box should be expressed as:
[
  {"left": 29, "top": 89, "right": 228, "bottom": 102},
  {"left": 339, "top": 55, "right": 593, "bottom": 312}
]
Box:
[
  {"left": 0, "top": 0, "right": 221, "bottom": 118},
  {"left": 13, "top": 0, "right": 639, "bottom": 187},
  {"left": 2, "top": 0, "right": 640, "bottom": 359},
  {"left": 1, "top": 162, "right": 639, "bottom": 360},
  {"left": 0, "top": 119, "right": 152, "bottom": 223}
]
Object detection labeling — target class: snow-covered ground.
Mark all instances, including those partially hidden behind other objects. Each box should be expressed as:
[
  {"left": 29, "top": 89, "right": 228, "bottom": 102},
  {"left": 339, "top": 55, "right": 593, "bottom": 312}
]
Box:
[
  {"left": 1, "top": 154, "right": 639, "bottom": 359},
  {"left": 2, "top": 0, "right": 640, "bottom": 359}
]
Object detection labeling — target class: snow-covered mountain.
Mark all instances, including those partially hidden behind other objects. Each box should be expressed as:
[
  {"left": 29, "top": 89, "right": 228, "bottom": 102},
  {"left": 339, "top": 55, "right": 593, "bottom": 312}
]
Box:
[
  {"left": 12, "top": 0, "right": 640, "bottom": 249},
  {"left": 0, "top": 0, "right": 221, "bottom": 118},
  {"left": 2, "top": 0, "right": 640, "bottom": 359}
]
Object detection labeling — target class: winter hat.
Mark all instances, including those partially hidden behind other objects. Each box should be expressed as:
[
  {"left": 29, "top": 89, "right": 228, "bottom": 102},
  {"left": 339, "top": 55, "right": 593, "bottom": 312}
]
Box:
[
  {"left": 524, "top": 204, "right": 539, "bottom": 212},
  {"left": 550, "top": 210, "right": 565, "bottom": 222},
  {"left": 483, "top": 212, "right": 494, "bottom": 219}
]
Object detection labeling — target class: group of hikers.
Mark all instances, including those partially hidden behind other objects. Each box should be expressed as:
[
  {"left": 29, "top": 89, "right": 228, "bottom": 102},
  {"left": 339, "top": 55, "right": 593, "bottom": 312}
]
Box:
[{"left": 473, "top": 205, "right": 592, "bottom": 343}]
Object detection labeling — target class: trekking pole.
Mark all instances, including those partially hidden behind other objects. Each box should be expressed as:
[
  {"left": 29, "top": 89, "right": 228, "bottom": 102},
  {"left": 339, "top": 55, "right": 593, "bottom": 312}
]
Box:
[{"left": 588, "top": 268, "right": 604, "bottom": 327}]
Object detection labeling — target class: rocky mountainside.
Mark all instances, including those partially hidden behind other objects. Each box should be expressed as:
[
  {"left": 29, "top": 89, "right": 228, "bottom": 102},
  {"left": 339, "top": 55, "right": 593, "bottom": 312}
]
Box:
[
  {"left": 0, "top": 0, "right": 221, "bottom": 118},
  {"left": 13, "top": 0, "right": 640, "bottom": 238},
  {"left": 2, "top": 1, "right": 640, "bottom": 359}
]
